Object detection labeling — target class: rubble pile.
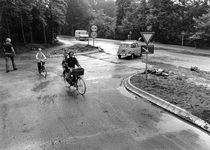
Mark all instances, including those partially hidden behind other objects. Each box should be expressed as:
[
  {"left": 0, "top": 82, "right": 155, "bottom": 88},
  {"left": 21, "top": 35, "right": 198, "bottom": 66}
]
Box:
[{"left": 142, "top": 68, "right": 172, "bottom": 78}]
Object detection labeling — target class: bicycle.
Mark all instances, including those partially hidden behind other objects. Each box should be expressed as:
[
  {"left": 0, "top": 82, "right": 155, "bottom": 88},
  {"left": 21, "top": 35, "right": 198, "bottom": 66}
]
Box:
[
  {"left": 63, "top": 65, "right": 86, "bottom": 95},
  {"left": 39, "top": 61, "right": 47, "bottom": 78}
]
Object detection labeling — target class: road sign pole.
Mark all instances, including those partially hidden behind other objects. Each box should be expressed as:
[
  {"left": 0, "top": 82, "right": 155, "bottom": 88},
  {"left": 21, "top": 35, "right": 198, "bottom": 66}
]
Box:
[
  {"left": 140, "top": 32, "right": 155, "bottom": 80},
  {"left": 182, "top": 35, "right": 184, "bottom": 46},
  {"left": 145, "top": 45, "right": 148, "bottom": 80},
  {"left": 93, "top": 38, "right": 95, "bottom": 47}
]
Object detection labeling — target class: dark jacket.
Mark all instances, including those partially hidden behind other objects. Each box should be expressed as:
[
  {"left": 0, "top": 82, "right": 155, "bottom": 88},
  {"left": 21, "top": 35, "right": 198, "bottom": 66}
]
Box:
[
  {"left": 63, "top": 56, "right": 79, "bottom": 68},
  {"left": 3, "top": 42, "right": 13, "bottom": 54}
]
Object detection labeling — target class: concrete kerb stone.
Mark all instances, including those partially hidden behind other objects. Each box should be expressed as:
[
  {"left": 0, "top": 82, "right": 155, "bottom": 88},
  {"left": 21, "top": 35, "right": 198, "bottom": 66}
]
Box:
[
  {"left": 124, "top": 72, "right": 210, "bottom": 133},
  {"left": 47, "top": 49, "right": 100, "bottom": 58}
]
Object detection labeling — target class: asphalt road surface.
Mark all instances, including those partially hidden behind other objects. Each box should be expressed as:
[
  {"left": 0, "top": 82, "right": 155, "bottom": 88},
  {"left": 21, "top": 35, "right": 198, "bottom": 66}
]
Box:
[{"left": 0, "top": 37, "right": 210, "bottom": 150}]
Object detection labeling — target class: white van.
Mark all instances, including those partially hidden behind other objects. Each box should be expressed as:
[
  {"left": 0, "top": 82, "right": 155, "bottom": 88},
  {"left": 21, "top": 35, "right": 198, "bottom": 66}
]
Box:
[
  {"left": 117, "top": 41, "right": 142, "bottom": 59},
  {"left": 75, "top": 30, "right": 89, "bottom": 41}
]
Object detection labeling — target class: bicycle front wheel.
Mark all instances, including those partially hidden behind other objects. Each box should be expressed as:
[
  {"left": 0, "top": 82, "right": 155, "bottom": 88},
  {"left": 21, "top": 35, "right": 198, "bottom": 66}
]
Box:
[
  {"left": 76, "top": 77, "right": 86, "bottom": 95},
  {"left": 42, "top": 67, "right": 47, "bottom": 78},
  {"left": 63, "top": 72, "right": 70, "bottom": 87}
]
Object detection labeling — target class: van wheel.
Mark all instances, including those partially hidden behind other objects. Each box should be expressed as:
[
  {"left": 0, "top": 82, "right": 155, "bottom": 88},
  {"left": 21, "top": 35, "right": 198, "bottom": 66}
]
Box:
[
  {"left": 131, "top": 54, "right": 135, "bottom": 59},
  {"left": 118, "top": 55, "right": 121, "bottom": 59}
]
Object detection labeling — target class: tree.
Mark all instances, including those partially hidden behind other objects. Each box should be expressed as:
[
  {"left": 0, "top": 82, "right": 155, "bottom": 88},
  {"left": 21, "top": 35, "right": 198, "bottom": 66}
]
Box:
[
  {"left": 115, "top": 0, "right": 132, "bottom": 39},
  {"left": 86, "top": 0, "right": 115, "bottom": 17},
  {"left": 120, "top": 0, "right": 148, "bottom": 40},
  {"left": 0, "top": 0, "right": 68, "bottom": 45},
  {"left": 191, "top": 10, "right": 210, "bottom": 47},
  {"left": 61, "top": 0, "right": 93, "bottom": 35},
  {"left": 91, "top": 10, "right": 115, "bottom": 39},
  {"left": 47, "top": 0, "right": 68, "bottom": 43}
]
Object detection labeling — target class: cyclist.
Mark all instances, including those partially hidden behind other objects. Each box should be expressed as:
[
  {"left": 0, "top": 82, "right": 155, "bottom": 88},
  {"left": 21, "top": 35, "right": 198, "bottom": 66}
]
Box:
[
  {"left": 36, "top": 48, "right": 46, "bottom": 74},
  {"left": 63, "top": 48, "right": 68, "bottom": 60},
  {"left": 62, "top": 51, "right": 81, "bottom": 85}
]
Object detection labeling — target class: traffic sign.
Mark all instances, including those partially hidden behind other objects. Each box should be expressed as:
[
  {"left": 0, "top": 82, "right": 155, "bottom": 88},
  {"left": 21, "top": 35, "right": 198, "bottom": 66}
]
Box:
[
  {"left": 141, "top": 45, "right": 154, "bottom": 54},
  {"left": 140, "top": 32, "right": 155, "bottom": 45},
  {"left": 91, "top": 25, "right": 98, "bottom": 32},
  {"left": 91, "top": 32, "right": 97, "bottom": 38}
]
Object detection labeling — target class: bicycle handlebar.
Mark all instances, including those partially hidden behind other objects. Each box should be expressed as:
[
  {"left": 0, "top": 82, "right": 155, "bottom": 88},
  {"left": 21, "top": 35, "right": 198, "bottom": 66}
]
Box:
[{"left": 37, "top": 59, "right": 46, "bottom": 62}]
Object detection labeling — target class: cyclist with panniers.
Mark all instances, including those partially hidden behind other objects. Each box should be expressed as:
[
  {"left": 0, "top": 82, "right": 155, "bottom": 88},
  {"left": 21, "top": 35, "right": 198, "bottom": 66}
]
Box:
[
  {"left": 62, "top": 50, "right": 86, "bottom": 95},
  {"left": 62, "top": 51, "right": 81, "bottom": 85}
]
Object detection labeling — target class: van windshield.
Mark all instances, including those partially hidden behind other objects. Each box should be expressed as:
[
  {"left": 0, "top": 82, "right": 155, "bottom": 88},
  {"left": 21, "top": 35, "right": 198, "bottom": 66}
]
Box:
[
  {"left": 80, "top": 31, "right": 87, "bottom": 34},
  {"left": 120, "top": 44, "right": 130, "bottom": 48}
]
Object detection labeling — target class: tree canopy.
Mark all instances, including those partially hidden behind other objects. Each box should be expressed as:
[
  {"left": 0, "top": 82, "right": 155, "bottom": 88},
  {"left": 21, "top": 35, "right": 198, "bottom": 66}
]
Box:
[
  {"left": 0, "top": 0, "right": 67, "bottom": 44},
  {"left": 1, "top": 0, "right": 210, "bottom": 47}
]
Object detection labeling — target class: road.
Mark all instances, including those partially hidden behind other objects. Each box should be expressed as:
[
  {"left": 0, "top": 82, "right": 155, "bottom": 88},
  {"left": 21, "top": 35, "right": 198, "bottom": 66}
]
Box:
[{"left": 0, "top": 37, "right": 210, "bottom": 150}]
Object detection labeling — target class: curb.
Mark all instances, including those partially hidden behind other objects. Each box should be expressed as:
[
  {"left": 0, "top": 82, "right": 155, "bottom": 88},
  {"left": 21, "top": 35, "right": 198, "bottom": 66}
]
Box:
[
  {"left": 124, "top": 72, "right": 210, "bottom": 133},
  {"left": 47, "top": 49, "right": 101, "bottom": 58}
]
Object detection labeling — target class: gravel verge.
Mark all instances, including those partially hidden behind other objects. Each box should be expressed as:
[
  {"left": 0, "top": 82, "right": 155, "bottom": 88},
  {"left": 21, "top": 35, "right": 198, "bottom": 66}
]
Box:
[{"left": 130, "top": 62, "right": 210, "bottom": 125}]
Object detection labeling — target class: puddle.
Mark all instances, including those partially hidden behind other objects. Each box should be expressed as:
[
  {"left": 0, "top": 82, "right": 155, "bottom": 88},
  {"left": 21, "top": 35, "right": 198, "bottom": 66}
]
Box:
[
  {"left": 85, "top": 75, "right": 112, "bottom": 81},
  {"left": 32, "top": 80, "right": 51, "bottom": 92},
  {"left": 157, "top": 113, "right": 210, "bottom": 147},
  {"left": 117, "top": 86, "right": 137, "bottom": 100}
]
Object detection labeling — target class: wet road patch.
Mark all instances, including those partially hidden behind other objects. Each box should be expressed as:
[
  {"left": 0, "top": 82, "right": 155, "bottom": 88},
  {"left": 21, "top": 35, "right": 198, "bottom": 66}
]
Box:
[
  {"left": 32, "top": 80, "right": 51, "bottom": 92},
  {"left": 0, "top": 86, "right": 11, "bottom": 102},
  {"left": 37, "top": 94, "right": 57, "bottom": 104}
]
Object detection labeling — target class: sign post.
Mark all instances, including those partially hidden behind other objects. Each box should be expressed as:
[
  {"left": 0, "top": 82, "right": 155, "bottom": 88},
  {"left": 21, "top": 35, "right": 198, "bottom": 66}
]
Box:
[
  {"left": 140, "top": 32, "right": 155, "bottom": 80},
  {"left": 91, "top": 25, "right": 98, "bottom": 47},
  {"left": 145, "top": 47, "right": 149, "bottom": 80},
  {"left": 91, "top": 32, "right": 97, "bottom": 46},
  {"left": 181, "top": 31, "right": 185, "bottom": 46}
]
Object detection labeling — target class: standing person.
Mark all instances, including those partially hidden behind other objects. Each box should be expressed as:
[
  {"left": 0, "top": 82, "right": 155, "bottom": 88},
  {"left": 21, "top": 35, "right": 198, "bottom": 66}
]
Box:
[
  {"left": 3, "top": 38, "right": 17, "bottom": 73},
  {"left": 36, "top": 48, "right": 46, "bottom": 74}
]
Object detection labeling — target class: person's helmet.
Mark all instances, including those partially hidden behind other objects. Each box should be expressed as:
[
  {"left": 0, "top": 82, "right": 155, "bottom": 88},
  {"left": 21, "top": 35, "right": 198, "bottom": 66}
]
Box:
[
  {"left": 6, "top": 38, "right": 11, "bottom": 42},
  {"left": 38, "top": 48, "right": 42, "bottom": 51}
]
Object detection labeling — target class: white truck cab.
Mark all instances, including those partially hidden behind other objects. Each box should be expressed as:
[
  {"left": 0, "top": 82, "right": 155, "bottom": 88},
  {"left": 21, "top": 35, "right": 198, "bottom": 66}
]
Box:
[{"left": 75, "top": 30, "right": 89, "bottom": 41}]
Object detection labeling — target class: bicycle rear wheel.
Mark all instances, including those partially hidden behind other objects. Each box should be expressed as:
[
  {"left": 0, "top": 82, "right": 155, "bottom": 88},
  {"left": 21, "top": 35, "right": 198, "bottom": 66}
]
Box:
[{"left": 76, "top": 77, "right": 86, "bottom": 95}]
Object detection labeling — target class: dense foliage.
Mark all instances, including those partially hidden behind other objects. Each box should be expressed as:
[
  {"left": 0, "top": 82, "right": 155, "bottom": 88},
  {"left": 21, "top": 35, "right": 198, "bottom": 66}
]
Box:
[
  {"left": 0, "top": 0, "right": 67, "bottom": 44},
  {"left": 114, "top": 0, "right": 210, "bottom": 47},
  {"left": 1, "top": 0, "right": 210, "bottom": 47}
]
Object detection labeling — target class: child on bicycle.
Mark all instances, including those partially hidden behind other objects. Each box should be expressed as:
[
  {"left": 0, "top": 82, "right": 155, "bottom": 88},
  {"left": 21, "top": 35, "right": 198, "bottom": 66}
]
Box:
[{"left": 36, "top": 48, "right": 46, "bottom": 74}]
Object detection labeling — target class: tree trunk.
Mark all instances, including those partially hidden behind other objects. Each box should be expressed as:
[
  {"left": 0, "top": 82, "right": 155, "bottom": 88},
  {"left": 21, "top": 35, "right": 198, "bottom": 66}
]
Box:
[
  {"left": 52, "top": 26, "right": 54, "bottom": 43},
  {"left": 155, "top": 23, "right": 159, "bottom": 43},
  {"left": 30, "top": 28, "right": 33, "bottom": 43},
  {"left": 43, "top": 23, "right": 47, "bottom": 44},
  {"left": 0, "top": 7, "right": 4, "bottom": 42},
  {"left": 20, "top": 11, "right": 26, "bottom": 44},
  {"left": 6, "top": 18, "right": 11, "bottom": 37},
  {"left": 49, "top": 2, "right": 54, "bottom": 44}
]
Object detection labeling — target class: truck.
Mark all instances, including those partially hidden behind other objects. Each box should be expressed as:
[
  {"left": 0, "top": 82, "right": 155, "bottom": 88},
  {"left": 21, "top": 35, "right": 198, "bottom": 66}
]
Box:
[{"left": 75, "top": 30, "right": 89, "bottom": 41}]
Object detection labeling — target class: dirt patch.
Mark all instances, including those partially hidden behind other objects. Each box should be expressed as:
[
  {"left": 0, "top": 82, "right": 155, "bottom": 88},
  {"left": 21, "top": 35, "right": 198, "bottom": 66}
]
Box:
[
  {"left": 0, "top": 42, "right": 63, "bottom": 57},
  {"left": 130, "top": 62, "right": 210, "bottom": 125},
  {"left": 50, "top": 44, "right": 99, "bottom": 55}
]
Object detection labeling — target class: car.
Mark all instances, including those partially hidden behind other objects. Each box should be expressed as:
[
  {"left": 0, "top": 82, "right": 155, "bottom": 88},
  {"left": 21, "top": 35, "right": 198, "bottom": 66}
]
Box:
[
  {"left": 75, "top": 30, "right": 89, "bottom": 41},
  {"left": 117, "top": 41, "right": 142, "bottom": 59}
]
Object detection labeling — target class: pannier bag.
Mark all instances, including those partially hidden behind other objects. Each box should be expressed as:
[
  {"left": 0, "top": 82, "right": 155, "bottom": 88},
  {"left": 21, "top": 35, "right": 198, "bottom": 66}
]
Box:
[{"left": 73, "top": 68, "right": 84, "bottom": 76}]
